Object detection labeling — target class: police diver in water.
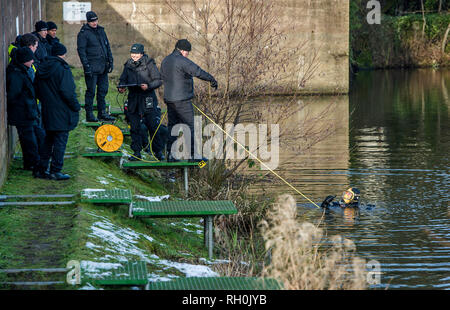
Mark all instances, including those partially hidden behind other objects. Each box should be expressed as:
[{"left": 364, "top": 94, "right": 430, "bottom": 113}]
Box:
[{"left": 320, "top": 187, "right": 362, "bottom": 209}]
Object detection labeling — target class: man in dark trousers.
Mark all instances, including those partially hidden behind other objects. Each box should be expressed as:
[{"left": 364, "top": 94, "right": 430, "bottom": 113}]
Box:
[
  {"left": 6, "top": 47, "right": 41, "bottom": 172},
  {"left": 34, "top": 42, "right": 80, "bottom": 180},
  {"left": 77, "top": 11, "right": 115, "bottom": 122},
  {"left": 32, "top": 20, "right": 51, "bottom": 65},
  {"left": 160, "top": 39, "right": 217, "bottom": 162},
  {"left": 118, "top": 43, "right": 167, "bottom": 161},
  {"left": 46, "top": 21, "right": 60, "bottom": 47}
]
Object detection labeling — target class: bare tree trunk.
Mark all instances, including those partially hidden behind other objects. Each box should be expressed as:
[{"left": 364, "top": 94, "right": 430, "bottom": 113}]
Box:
[
  {"left": 442, "top": 23, "right": 450, "bottom": 56},
  {"left": 438, "top": 0, "right": 442, "bottom": 13},
  {"left": 420, "top": 0, "right": 426, "bottom": 38}
]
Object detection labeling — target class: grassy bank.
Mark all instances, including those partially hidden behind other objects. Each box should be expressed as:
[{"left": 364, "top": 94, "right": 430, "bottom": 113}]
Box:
[{"left": 0, "top": 68, "right": 223, "bottom": 289}]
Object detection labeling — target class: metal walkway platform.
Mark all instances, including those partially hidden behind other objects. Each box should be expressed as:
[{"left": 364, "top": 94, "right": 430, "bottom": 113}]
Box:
[
  {"left": 149, "top": 277, "right": 283, "bottom": 290},
  {"left": 91, "top": 262, "right": 148, "bottom": 286},
  {"left": 130, "top": 200, "right": 237, "bottom": 217},
  {"left": 130, "top": 200, "right": 237, "bottom": 259},
  {"left": 81, "top": 150, "right": 123, "bottom": 158},
  {"left": 80, "top": 189, "right": 132, "bottom": 204}
]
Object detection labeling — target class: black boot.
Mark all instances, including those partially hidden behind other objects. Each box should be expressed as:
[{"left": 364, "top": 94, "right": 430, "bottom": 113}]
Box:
[
  {"left": 86, "top": 110, "right": 98, "bottom": 122},
  {"left": 97, "top": 111, "right": 116, "bottom": 122},
  {"left": 33, "top": 169, "right": 50, "bottom": 179},
  {"left": 49, "top": 172, "right": 71, "bottom": 180}
]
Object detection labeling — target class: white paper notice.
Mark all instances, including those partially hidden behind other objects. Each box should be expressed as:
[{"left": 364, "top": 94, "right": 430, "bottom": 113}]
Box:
[{"left": 63, "top": 2, "right": 92, "bottom": 22}]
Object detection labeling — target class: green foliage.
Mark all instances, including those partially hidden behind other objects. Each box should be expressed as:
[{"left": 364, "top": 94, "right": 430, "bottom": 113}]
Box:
[
  {"left": 350, "top": 6, "right": 450, "bottom": 69},
  {"left": 396, "top": 13, "right": 450, "bottom": 42}
]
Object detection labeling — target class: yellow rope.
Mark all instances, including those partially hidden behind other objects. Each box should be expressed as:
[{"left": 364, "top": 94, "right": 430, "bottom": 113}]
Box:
[
  {"left": 191, "top": 102, "right": 320, "bottom": 208},
  {"left": 124, "top": 111, "right": 168, "bottom": 163}
]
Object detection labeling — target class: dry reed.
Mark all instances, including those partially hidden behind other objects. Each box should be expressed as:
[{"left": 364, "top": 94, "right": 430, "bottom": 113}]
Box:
[{"left": 260, "top": 194, "right": 367, "bottom": 290}]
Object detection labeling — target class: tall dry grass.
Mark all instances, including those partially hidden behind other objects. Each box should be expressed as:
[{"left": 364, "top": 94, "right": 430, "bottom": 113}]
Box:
[{"left": 260, "top": 194, "right": 367, "bottom": 290}]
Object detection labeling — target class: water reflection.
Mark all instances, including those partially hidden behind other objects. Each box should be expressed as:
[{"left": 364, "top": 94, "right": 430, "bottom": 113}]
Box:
[{"left": 248, "top": 69, "right": 450, "bottom": 289}]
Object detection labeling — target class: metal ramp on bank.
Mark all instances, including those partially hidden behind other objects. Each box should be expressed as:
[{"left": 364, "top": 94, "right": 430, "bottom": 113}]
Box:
[
  {"left": 148, "top": 277, "right": 283, "bottom": 290},
  {"left": 80, "top": 189, "right": 132, "bottom": 205},
  {"left": 81, "top": 148, "right": 123, "bottom": 158},
  {"left": 91, "top": 261, "right": 148, "bottom": 287},
  {"left": 0, "top": 194, "right": 77, "bottom": 207},
  {"left": 129, "top": 200, "right": 237, "bottom": 259}
]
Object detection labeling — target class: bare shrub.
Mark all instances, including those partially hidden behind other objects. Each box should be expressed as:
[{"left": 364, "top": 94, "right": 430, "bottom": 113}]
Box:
[{"left": 260, "top": 194, "right": 367, "bottom": 290}]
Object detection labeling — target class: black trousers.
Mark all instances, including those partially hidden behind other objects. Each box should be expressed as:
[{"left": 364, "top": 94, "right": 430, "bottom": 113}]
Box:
[
  {"left": 128, "top": 108, "right": 168, "bottom": 155},
  {"left": 166, "top": 100, "right": 195, "bottom": 159},
  {"left": 37, "top": 130, "right": 69, "bottom": 173},
  {"left": 16, "top": 124, "right": 45, "bottom": 170},
  {"left": 84, "top": 71, "right": 109, "bottom": 113}
]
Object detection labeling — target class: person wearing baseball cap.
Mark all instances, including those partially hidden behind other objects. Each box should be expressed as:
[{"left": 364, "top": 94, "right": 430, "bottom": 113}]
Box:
[
  {"left": 118, "top": 43, "right": 167, "bottom": 161},
  {"left": 77, "top": 11, "right": 115, "bottom": 122},
  {"left": 160, "top": 39, "right": 217, "bottom": 162}
]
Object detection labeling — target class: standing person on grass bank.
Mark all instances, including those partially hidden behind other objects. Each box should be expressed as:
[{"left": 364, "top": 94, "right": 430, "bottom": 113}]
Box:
[
  {"left": 32, "top": 20, "right": 51, "bottom": 65},
  {"left": 160, "top": 39, "right": 217, "bottom": 162},
  {"left": 6, "top": 47, "right": 42, "bottom": 173},
  {"left": 34, "top": 43, "right": 80, "bottom": 180},
  {"left": 77, "top": 11, "right": 115, "bottom": 122},
  {"left": 118, "top": 43, "right": 167, "bottom": 161}
]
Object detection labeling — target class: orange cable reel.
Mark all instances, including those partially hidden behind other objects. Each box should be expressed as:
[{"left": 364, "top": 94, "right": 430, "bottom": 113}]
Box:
[{"left": 94, "top": 124, "right": 124, "bottom": 152}]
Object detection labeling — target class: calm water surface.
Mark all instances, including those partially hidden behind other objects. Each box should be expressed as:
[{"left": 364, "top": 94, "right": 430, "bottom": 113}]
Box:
[{"left": 250, "top": 69, "right": 450, "bottom": 289}]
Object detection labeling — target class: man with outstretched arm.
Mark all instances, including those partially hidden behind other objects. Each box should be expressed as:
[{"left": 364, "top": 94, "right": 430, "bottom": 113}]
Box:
[{"left": 160, "top": 39, "right": 217, "bottom": 162}]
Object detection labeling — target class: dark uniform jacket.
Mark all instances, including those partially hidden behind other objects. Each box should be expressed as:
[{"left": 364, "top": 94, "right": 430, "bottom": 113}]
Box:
[
  {"left": 32, "top": 32, "right": 50, "bottom": 68},
  {"left": 160, "top": 49, "right": 215, "bottom": 103},
  {"left": 119, "top": 54, "right": 162, "bottom": 115},
  {"left": 35, "top": 56, "right": 80, "bottom": 131},
  {"left": 77, "top": 24, "right": 113, "bottom": 74},
  {"left": 6, "top": 62, "right": 39, "bottom": 127},
  {"left": 47, "top": 35, "right": 60, "bottom": 47}
]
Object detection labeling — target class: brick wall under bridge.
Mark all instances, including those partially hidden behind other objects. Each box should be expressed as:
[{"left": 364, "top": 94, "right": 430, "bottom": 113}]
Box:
[{"left": 47, "top": 0, "right": 349, "bottom": 94}]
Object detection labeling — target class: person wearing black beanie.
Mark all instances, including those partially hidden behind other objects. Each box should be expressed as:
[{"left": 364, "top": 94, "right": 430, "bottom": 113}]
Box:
[
  {"left": 77, "top": 10, "right": 115, "bottom": 122},
  {"left": 51, "top": 42, "right": 67, "bottom": 57},
  {"left": 34, "top": 42, "right": 80, "bottom": 181},
  {"left": 46, "top": 21, "right": 60, "bottom": 47},
  {"left": 32, "top": 20, "right": 51, "bottom": 64},
  {"left": 160, "top": 39, "right": 217, "bottom": 162},
  {"left": 6, "top": 47, "right": 42, "bottom": 173},
  {"left": 15, "top": 46, "right": 34, "bottom": 64}
]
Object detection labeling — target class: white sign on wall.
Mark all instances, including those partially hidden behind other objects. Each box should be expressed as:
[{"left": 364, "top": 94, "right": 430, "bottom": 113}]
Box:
[{"left": 63, "top": 1, "right": 91, "bottom": 22}]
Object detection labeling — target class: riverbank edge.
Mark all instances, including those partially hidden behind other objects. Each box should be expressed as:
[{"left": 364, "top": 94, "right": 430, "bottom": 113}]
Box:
[{"left": 0, "top": 68, "right": 220, "bottom": 289}]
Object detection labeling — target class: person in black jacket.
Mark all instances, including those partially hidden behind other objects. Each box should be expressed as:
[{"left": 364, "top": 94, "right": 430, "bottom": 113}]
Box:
[
  {"left": 6, "top": 47, "right": 42, "bottom": 172},
  {"left": 32, "top": 20, "right": 51, "bottom": 66},
  {"left": 46, "top": 21, "right": 60, "bottom": 47},
  {"left": 118, "top": 43, "right": 167, "bottom": 160},
  {"left": 77, "top": 11, "right": 115, "bottom": 122},
  {"left": 160, "top": 39, "right": 217, "bottom": 162},
  {"left": 34, "top": 43, "right": 80, "bottom": 180}
]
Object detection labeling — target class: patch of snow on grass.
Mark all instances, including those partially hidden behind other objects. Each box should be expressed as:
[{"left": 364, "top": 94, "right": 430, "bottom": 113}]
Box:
[
  {"left": 134, "top": 194, "right": 170, "bottom": 202},
  {"left": 81, "top": 189, "right": 106, "bottom": 199},
  {"left": 84, "top": 212, "right": 218, "bottom": 280}
]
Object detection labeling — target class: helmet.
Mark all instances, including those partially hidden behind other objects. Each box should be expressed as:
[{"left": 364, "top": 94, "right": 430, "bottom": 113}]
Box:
[{"left": 341, "top": 187, "right": 360, "bottom": 205}]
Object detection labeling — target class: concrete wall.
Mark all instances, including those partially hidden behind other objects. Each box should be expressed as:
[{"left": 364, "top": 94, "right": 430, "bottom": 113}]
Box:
[
  {"left": 0, "top": 0, "right": 46, "bottom": 187},
  {"left": 47, "top": 0, "right": 349, "bottom": 94}
]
